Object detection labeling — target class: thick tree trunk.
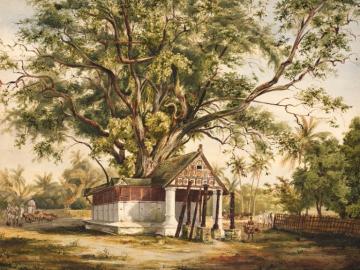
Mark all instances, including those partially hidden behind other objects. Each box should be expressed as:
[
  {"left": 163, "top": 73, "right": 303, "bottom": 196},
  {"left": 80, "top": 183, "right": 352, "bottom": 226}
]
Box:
[
  {"left": 131, "top": 102, "right": 252, "bottom": 178},
  {"left": 134, "top": 130, "right": 183, "bottom": 177},
  {"left": 132, "top": 104, "right": 253, "bottom": 177}
]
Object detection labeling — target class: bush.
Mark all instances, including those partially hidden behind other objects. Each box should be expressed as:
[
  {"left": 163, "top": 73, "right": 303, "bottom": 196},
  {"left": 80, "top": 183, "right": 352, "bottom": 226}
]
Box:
[
  {"left": 70, "top": 198, "right": 89, "bottom": 210},
  {"left": 33, "top": 194, "right": 64, "bottom": 209},
  {"left": 346, "top": 203, "right": 360, "bottom": 218},
  {"left": 0, "top": 199, "right": 7, "bottom": 210}
]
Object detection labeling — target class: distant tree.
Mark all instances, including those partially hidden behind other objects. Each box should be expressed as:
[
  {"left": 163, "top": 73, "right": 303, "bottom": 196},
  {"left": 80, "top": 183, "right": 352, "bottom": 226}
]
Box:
[
  {"left": 0, "top": 167, "right": 35, "bottom": 206},
  {"left": 282, "top": 116, "right": 329, "bottom": 168},
  {"left": 34, "top": 173, "right": 56, "bottom": 193},
  {"left": 61, "top": 151, "right": 103, "bottom": 209},
  {"left": 33, "top": 173, "right": 64, "bottom": 209},
  {"left": 293, "top": 138, "right": 348, "bottom": 218},
  {"left": 252, "top": 187, "right": 282, "bottom": 215},
  {"left": 342, "top": 117, "right": 360, "bottom": 218},
  {"left": 266, "top": 177, "right": 309, "bottom": 215},
  {"left": 248, "top": 144, "right": 273, "bottom": 215},
  {"left": 228, "top": 156, "right": 247, "bottom": 213}
]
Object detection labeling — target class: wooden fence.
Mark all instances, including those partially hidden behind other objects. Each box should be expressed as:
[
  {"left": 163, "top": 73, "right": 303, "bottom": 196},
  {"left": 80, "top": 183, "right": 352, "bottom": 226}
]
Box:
[{"left": 274, "top": 214, "right": 360, "bottom": 237}]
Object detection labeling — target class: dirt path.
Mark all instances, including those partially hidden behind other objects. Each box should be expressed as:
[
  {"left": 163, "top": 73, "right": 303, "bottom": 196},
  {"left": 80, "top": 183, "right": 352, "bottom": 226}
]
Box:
[{"left": 1, "top": 219, "right": 228, "bottom": 268}]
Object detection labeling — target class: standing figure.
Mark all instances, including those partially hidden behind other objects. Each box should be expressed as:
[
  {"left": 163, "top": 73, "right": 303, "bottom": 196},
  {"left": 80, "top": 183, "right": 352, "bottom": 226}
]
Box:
[
  {"left": 245, "top": 216, "right": 255, "bottom": 241},
  {"left": 27, "top": 199, "right": 36, "bottom": 214}
]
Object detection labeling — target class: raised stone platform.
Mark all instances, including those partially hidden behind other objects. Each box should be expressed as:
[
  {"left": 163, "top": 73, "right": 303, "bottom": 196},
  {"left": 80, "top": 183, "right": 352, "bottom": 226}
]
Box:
[{"left": 84, "top": 220, "right": 164, "bottom": 235}]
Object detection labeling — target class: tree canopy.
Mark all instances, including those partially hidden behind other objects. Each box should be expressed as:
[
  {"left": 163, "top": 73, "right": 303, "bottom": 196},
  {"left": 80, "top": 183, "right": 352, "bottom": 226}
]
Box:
[
  {"left": 342, "top": 117, "right": 360, "bottom": 217},
  {"left": 292, "top": 137, "right": 348, "bottom": 217},
  {"left": 0, "top": 0, "right": 358, "bottom": 178}
]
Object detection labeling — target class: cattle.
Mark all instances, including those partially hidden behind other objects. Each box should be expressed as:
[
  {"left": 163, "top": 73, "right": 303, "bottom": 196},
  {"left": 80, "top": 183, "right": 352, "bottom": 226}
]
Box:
[{"left": 23, "top": 210, "right": 58, "bottom": 223}]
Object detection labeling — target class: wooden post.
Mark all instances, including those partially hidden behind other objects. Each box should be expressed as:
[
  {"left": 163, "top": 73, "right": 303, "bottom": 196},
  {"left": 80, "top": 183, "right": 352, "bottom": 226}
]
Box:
[
  {"left": 212, "top": 190, "right": 221, "bottom": 230},
  {"left": 175, "top": 180, "right": 192, "bottom": 238},
  {"left": 201, "top": 184, "right": 209, "bottom": 227},
  {"left": 229, "top": 192, "right": 235, "bottom": 229},
  {"left": 189, "top": 187, "right": 202, "bottom": 240},
  {"left": 186, "top": 191, "right": 191, "bottom": 225},
  {"left": 199, "top": 193, "right": 203, "bottom": 223}
]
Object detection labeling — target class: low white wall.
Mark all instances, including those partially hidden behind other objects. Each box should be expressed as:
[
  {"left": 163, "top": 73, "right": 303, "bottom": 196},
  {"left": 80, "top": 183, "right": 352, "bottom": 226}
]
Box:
[
  {"left": 93, "top": 201, "right": 204, "bottom": 225},
  {"left": 93, "top": 201, "right": 165, "bottom": 223}
]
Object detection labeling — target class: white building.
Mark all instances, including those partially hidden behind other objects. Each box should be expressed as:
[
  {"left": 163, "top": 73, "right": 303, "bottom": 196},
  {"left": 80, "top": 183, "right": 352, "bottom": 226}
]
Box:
[{"left": 84, "top": 146, "right": 228, "bottom": 236}]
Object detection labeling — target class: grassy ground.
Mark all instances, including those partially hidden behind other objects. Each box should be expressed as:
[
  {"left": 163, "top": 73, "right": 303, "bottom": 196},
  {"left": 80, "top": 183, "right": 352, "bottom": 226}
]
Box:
[{"left": 0, "top": 219, "right": 359, "bottom": 270}]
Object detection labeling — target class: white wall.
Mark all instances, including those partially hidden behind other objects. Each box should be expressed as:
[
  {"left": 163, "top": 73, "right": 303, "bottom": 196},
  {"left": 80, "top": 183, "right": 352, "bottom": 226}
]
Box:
[
  {"left": 93, "top": 201, "right": 206, "bottom": 225},
  {"left": 93, "top": 201, "right": 165, "bottom": 223}
]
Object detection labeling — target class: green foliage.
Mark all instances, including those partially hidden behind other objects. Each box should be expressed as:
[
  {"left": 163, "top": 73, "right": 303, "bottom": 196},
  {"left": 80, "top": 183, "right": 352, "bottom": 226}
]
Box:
[
  {"left": 342, "top": 117, "right": 360, "bottom": 218},
  {"left": 222, "top": 183, "right": 280, "bottom": 216},
  {"left": 266, "top": 177, "right": 310, "bottom": 215},
  {"left": 0, "top": 167, "right": 35, "bottom": 206},
  {"left": 33, "top": 173, "right": 64, "bottom": 209},
  {"left": 275, "top": 116, "right": 360, "bottom": 219},
  {"left": 0, "top": 0, "right": 357, "bottom": 177},
  {"left": 292, "top": 137, "right": 348, "bottom": 217},
  {"left": 0, "top": 152, "right": 112, "bottom": 210},
  {"left": 70, "top": 197, "right": 89, "bottom": 210},
  {"left": 297, "top": 88, "right": 350, "bottom": 117},
  {"left": 280, "top": 116, "right": 330, "bottom": 168},
  {"left": 61, "top": 151, "right": 104, "bottom": 208},
  {"left": 346, "top": 202, "right": 360, "bottom": 218}
]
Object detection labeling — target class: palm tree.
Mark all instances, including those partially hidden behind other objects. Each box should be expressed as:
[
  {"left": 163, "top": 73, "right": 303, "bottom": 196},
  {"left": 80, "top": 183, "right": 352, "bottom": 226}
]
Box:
[
  {"left": 282, "top": 116, "right": 329, "bottom": 168},
  {"left": 228, "top": 156, "right": 247, "bottom": 214},
  {"left": 34, "top": 173, "right": 56, "bottom": 194},
  {"left": 248, "top": 150, "right": 273, "bottom": 215},
  {"left": 0, "top": 167, "right": 35, "bottom": 206},
  {"left": 223, "top": 177, "right": 241, "bottom": 193}
]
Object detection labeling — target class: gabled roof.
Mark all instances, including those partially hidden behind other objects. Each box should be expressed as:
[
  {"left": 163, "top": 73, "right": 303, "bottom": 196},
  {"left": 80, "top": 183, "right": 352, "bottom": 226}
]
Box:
[
  {"left": 150, "top": 148, "right": 229, "bottom": 194},
  {"left": 150, "top": 151, "right": 200, "bottom": 186}
]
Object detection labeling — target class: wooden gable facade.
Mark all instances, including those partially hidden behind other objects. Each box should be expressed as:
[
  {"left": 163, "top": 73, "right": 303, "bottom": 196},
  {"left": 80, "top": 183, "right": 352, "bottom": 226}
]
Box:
[{"left": 168, "top": 153, "right": 225, "bottom": 191}]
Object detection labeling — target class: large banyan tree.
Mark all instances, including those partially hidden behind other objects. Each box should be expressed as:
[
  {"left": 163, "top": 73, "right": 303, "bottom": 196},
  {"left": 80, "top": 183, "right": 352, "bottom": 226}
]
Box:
[{"left": 0, "top": 0, "right": 358, "bottom": 177}]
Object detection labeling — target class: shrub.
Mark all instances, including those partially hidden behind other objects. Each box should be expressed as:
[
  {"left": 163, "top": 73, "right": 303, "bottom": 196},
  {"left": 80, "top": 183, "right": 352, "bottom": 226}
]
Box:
[{"left": 70, "top": 198, "right": 89, "bottom": 210}]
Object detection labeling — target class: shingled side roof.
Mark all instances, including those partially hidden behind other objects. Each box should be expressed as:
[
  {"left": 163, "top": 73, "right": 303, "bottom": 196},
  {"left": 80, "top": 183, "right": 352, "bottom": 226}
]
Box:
[{"left": 150, "top": 151, "right": 200, "bottom": 186}]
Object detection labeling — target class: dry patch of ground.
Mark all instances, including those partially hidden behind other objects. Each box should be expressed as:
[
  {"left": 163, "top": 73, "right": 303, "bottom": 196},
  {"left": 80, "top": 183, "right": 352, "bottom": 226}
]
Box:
[{"left": 0, "top": 218, "right": 359, "bottom": 270}]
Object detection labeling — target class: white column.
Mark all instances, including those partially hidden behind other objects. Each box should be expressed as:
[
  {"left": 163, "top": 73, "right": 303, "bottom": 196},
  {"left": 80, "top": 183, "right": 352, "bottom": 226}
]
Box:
[
  {"left": 218, "top": 191, "right": 224, "bottom": 231},
  {"left": 161, "top": 187, "right": 177, "bottom": 236}
]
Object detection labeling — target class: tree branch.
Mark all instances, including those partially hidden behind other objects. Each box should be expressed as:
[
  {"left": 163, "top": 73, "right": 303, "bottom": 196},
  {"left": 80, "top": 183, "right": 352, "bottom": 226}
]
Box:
[{"left": 64, "top": 134, "right": 110, "bottom": 183}]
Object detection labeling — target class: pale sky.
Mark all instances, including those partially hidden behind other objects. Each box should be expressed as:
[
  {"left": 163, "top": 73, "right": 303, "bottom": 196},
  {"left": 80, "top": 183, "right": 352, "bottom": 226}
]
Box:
[{"left": 0, "top": 0, "right": 359, "bottom": 185}]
